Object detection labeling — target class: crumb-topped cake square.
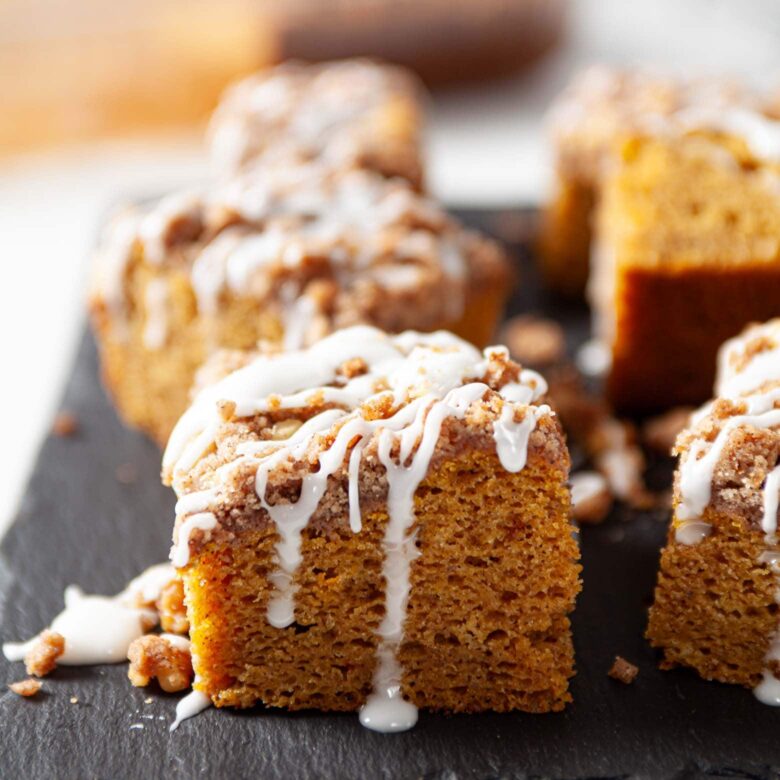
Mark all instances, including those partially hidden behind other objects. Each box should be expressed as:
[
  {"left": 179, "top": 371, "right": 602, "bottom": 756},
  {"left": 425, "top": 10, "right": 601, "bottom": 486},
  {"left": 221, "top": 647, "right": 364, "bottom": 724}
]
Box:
[
  {"left": 162, "top": 326, "right": 581, "bottom": 730},
  {"left": 648, "top": 319, "right": 780, "bottom": 698},
  {"left": 90, "top": 168, "right": 510, "bottom": 444}
]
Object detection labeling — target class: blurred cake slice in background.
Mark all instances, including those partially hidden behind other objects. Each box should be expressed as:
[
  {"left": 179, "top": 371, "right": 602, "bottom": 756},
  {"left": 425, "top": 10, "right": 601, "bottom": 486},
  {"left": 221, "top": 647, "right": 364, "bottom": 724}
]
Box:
[
  {"left": 89, "top": 166, "right": 510, "bottom": 444},
  {"left": 207, "top": 59, "right": 425, "bottom": 186},
  {"left": 542, "top": 66, "right": 780, "bottom": 412},
  {"left": 0, "top": 0, "right": 566, "bottom": 156}
]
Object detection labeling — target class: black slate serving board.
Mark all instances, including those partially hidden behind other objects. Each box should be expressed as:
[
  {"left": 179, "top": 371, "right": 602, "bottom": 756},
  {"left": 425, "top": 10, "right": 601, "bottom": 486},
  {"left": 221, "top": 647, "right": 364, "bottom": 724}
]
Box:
[{"left": 2, "top": 210, "right": 779, "bottom": 780}]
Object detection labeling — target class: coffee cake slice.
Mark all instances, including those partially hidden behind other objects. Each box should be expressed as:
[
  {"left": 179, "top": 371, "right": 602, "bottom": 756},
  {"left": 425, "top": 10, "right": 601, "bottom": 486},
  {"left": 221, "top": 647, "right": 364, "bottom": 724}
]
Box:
[
  {"left": 89, "top": 167, "right": 509, "bottom": 444},
  {"left": 162, "top": 326, "right": 581, "bottom": 731},
  {"left": 647, "top": 319, "right": 780, "bottom": 700}
]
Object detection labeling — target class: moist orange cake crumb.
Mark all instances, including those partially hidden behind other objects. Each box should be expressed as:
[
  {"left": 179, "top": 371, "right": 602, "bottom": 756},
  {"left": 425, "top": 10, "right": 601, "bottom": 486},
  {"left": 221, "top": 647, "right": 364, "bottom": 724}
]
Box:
[
  {"left": 647, "top": 320, "right": 780, "bottom": 699},
  {"left": 162, "top": 326, "right": 581, "bottom": 730}
]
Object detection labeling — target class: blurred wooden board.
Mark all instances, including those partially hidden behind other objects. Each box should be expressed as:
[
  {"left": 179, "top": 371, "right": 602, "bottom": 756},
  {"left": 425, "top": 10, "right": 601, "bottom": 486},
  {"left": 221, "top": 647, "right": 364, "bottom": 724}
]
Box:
[{"left": 1, "top": 210, "right": 778, "bottom": 778}]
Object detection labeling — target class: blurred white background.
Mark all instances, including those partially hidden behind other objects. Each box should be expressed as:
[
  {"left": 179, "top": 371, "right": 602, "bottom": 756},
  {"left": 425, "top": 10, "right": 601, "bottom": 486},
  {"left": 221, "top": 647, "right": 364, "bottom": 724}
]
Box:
[{"left": 2, "top": 0, "right": 780, "bottom": 534}]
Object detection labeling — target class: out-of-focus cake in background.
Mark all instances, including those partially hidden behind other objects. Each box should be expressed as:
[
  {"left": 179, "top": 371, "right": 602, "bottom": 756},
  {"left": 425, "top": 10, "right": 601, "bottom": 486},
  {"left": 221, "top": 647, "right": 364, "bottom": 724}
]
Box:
[
  {"left": 647, "top": 319, "right": 780, "bottom": 701},
  {"left": 206, "top": 59, "right": 425, "bottom": 186},
  {"left": 540, "top": 67, "right": 757, "bottom": 296},
  {"left": 542, "top": 67, "right": 780, "bottom": 412},
  {"left": 0, "top": 0, "right": 566, "bottom": 155},
  {"left": 89, "top": 165, "right": 510, "bottom": 444},
  {"left": 163, "top": 326, "right": 581, "bottom": 727},
  {"left": 269, "top": 0, "right": 567, "bottom": 86}
]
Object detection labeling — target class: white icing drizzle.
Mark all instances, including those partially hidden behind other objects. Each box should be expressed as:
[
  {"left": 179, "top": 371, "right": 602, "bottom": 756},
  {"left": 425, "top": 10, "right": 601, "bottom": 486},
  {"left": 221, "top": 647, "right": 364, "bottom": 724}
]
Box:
[
  {"left": 676, "top": 106, "right": 780, "bottom": 163},
  {"left": 570, "top": 471, "right": 608, "bottom": 508},
  {"left": 95, "top": 162, "right": 477, "bottom": 356},
  {"left": 142, "top": 278, "right": 169, "bottom": 351},
  {"left": 170, "top": 512, "right": 218, "bottom": 568},
  {"left": 762, "top": 465, "right": 780, "bottom": 538},
  {"left": 677, "top": 390, "right": 780, "bottom": 524},
  {"left": 576, "top": 339, "right": 611, "bottom": 378},
  {"left": 165, "top": 326, "right": 551, "bottom": 731},
  {"left": 677, "top": 321, "right": 780, "bottom": 531},
  {"left": 170, "top": 688, "right": 212, "bottom": 732},
  {"left": 207, "top": 59, "right": 416, "bottom": 176},
  {"left": 667, "top": 321, "right": 780, "bottom": 704},
  {"left": 3, "top": 563, "right": 175, "bottom": 664}
]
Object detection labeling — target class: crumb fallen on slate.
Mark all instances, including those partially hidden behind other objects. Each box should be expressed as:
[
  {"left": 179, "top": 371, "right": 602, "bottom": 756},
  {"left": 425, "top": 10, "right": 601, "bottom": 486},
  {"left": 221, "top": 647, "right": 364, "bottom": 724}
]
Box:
[
  {"left": 52, "top": 412, "right": 79, "bottom": 437},
  {"left": 642, "top": 407, "right": 694, "bottom": 455},
  {"left": 608, "top": 656, "right": 639, "bottom": 684},
  {"left": 25, "top": 630, "right": 65, "bottom": 677},
  {"left": 9, "top": 678, "right": 42, "bottom": 697},
  {"left": 70, "top": 696, "right": 79, "bottom": 704},
  {"left": 502, "top": 315, "right": 566, "bottom": 367}
]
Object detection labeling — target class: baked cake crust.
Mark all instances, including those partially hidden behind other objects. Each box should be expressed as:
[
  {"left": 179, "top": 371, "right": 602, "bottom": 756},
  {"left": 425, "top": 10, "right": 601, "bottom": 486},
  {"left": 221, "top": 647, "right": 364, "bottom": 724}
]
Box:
[
  {"left": 647, "top": 319, "right": 780, "bottom": 698},
  {"left": 163, "top": 326, "right": 580, "bottom": 729}
]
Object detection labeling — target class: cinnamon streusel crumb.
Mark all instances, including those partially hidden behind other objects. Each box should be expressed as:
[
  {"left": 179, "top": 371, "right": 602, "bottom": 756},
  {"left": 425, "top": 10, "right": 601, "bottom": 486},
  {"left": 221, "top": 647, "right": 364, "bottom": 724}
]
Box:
[
  {"left": 608, "top": 656, "right": 639, "bottom": 684},
  {"left": 502, "top": 315, "right": 566, "bottom": 367},
  {"left": 127, "top": 636, "right": 193, "bottom": 693},
  {"left": 8, "top": 678, "right": 42, "bottom": 697},
  {"left": 156, "top": 579, "right": 190, "bottom": 635},
  {"left": 25, "top": 630, "right": 65, "bottom": 677},
  {"left": 642, "top": 407, "right": 694, "bottom": 456},
  {"left": 52, "top": 412, "right": 78, "bottom": 438}
]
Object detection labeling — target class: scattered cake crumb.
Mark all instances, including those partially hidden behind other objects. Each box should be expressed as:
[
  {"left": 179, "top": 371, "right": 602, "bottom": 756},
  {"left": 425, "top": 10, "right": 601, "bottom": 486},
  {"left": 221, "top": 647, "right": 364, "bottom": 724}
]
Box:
[
  {"left": 502, "top": 315, "right": 566, "bottom": 367},
  {"left": 52, "top": 412, "right": 78, "bottom": 438},
  {"left": 115, "top": 462, "right": 138, "bottom": 484},
  {"left": 642, "top": 407, "right": 694, "bottom": 455},
  {"left": 9, "top": 678, "right": 42, "bottom": 697},
  {"left": 156, "top": 579, "right": 190, "bottom": 635},
  {"left": 570, "top": 471, "right": 612, "bottom": 525},
  {"left": 70, "top": 696, "right": 79, "bottom": 704},
  {"left": 127, "top": 635, "right": 193, "bottom": 693},
  {"left": 608, "top": 656, "right": 639, "bottom": 684},
  {"left": 24, "top": 630, "right": 65, "bottom": 677},
  {"left": 144, "top": 697, "right": 153, "bottom": 704}
]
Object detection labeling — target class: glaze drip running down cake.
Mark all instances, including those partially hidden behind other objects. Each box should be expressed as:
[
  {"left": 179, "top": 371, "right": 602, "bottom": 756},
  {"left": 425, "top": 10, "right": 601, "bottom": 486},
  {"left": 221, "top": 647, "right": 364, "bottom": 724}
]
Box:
[
  {"left": 90, "top": 166, "right": 509, "bottom": 444},
  {"left": 162, "top": 326, "right": 581, "bottom": 731},
  {"left": 543, "top": 66, "right": 780, "bottom": 412},
  {"left": 647, "top": 319, "right": 780, "bottom": 699},
  {"left": 207, "top": 59, "right": 425, "bottom": 187}
]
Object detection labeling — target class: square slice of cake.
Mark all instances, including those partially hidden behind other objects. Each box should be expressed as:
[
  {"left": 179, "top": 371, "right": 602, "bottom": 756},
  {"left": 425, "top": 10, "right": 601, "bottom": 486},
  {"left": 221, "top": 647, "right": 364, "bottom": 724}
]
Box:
[
  {"left": 162, "top": 326, "right": 581, "bottom": 730},
  {"left": 207, "top": 59, "right": 425, "bottom": 188},
  {"left": 89, "top": 168, "right": 510, "bottom": 444},
  {"left": 647, "top": 319, "right": 780, "bottom": 699},
  {"left": 593, "top": 126, "right": 780, "bottom": 412},
  {"left": 540, "top": 66, "right": 758, "bottom": 297}
]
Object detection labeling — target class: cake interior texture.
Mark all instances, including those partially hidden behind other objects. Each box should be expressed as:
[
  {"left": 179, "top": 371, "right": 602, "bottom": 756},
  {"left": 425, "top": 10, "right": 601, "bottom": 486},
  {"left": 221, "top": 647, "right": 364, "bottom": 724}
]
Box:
[
  {"left": 647, "top": 319, "right": 780, "bottom": 694},
  {"left": 594, "top": 133, "right": 780, "bottom": 412},
  {"left": 163, "top": 327, "right": 580, "bottom": 722}
]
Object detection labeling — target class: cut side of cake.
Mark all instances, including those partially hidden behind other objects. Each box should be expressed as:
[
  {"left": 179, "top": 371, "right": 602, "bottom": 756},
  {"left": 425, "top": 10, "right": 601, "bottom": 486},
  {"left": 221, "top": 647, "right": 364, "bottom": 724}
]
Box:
[
  {"left": 647, "top": 319, "right": 780, "bottom": 699},
  {"left": 162, "top": 326, "right": 581, "bottom": 730},
  {"left": 543, "top": 66, "right": 780, "bottom": 412},
  {"left": 207, "top": 59, "right": 425, "bottom": 187},
  {"left": 593, "top": 126, "right": 780, "bottom": 412},
  {"left": 540, "top": 66, "right": 758, "bottom": 297},
  {"left": 89, "top": 168, "right": 510, "bottom": 444}
]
